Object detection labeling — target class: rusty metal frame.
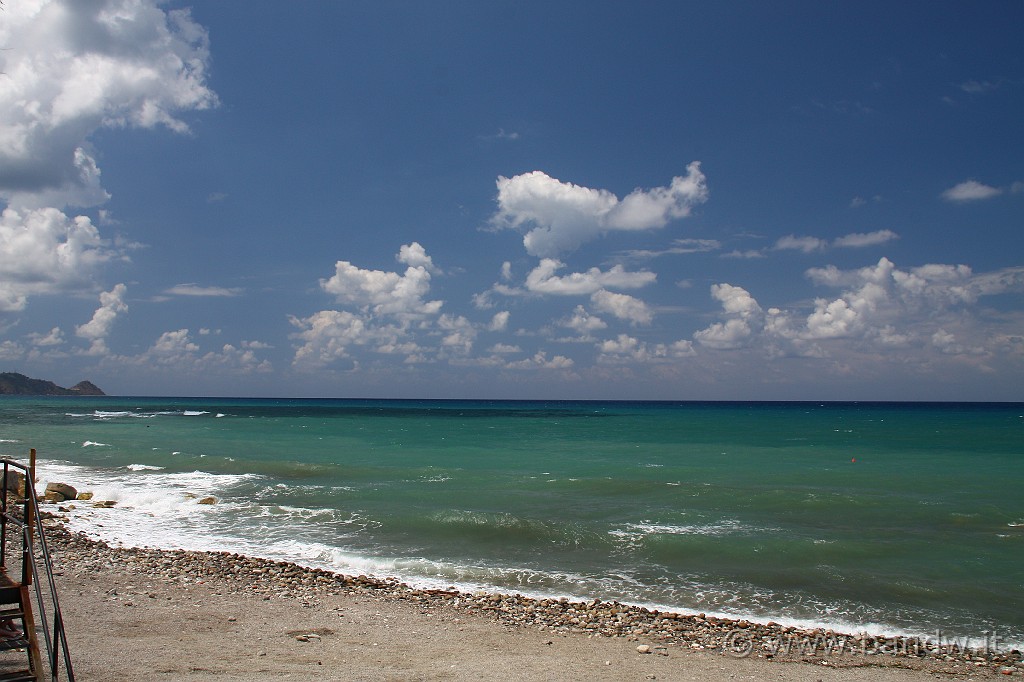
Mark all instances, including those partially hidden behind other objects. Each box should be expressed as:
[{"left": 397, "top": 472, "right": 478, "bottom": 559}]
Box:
[{"left": 1, "top": 453, "right": 74, "bottom": 682}]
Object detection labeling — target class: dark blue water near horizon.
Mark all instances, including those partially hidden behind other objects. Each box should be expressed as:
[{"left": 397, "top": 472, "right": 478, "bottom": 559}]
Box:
[{"left": 2, "top": 397, "right": 1022, "bottom": 648}]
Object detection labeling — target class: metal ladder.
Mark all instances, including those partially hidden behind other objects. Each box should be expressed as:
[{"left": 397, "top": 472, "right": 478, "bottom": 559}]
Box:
[{"left": 0, "top": 453, "right": 74, "bottom": 682}]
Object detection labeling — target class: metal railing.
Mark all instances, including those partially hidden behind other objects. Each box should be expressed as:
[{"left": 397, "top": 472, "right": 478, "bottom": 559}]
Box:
[{"left": 0, "top": 452, "right": 74, "bottom": 682}]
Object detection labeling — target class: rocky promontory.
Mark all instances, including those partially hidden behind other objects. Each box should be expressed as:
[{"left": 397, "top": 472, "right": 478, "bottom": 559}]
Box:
[{"left": 0, "top": 372, "right": 105, "bottom": 396}]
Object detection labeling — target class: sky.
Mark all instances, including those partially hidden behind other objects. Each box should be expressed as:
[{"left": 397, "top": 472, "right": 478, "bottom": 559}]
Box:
[{"left": 1, "top": 1, "right": 1022, "bottom": 400}]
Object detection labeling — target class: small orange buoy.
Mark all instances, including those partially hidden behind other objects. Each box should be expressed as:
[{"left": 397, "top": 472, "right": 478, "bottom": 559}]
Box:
[{"left": 851, "top": 458, "right": 857, "bottom": 463}]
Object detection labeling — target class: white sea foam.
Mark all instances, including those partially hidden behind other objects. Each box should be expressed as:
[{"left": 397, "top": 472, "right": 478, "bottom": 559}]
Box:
[
  {"left": 33, "top": 459, "right": 262, "bottom": 549},
  {"left": 610, "top": 519, "right": 745, "bottom": 539},
  {"left": 82, "top": 441, "right": 111, "bottom": 447},
  {"left": 67, "top": 409, "right": 220, "bottom": 421},
  {"left": 258, "top": 504, "right": 339, "bottom": 521},
  {"left": 313, "top": 548, "right": 602, "bottom": 600},
  {"left": 91, "top": 411, "right": 149, "bottom": 420},
  {"left": 32, "top": 458, "right": 572, "bottom": 601}
]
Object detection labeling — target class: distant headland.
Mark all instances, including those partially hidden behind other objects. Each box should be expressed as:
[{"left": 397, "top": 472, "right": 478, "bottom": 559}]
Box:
[{"left": 0, "top": 372, "right": 105, "bottom": 396}]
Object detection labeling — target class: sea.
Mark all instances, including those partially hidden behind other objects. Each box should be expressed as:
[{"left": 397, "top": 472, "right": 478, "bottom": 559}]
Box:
[{"left": 1, "top": 397, "right": 1021, "bottom": 650}]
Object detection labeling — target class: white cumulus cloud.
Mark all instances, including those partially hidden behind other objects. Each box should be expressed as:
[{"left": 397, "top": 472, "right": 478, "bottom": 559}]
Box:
[
  {"left": 488, "top": 311, "right": 510, "bottom": 332},
  {"left": 762, "top": 258, "right": 1024, "bottom": 356},
  {"left": 438, "top": 314, "right": 477, "bottom": 356},
  {"left": 590, "top": 290, "right": 653, "bottom": 325},
  {"left": 597, "top": 334, "right": 697, "bottom": 363},
  {"left": 491, "top": 163, "right": 708, "bottom": 257},
  {"left": 289, "top": 310, "right": 377, "bottom": 368},
  {"left": 525, "top": 259, "right": 656, "bottom": 295},
  {"left": 29, "top": 327, "right": 65, "bottom": 348},
  {"left": 694, "top": 284, "right": 763, "bottom": 350},
  {"left": 293, "top": 244, "right": 455, "bottom": 369},
  {"left": 0, "top": 0, "right": 217, "bottom": 210},
  {"left": 562, "top": 305, "right": 607, "bottom": 335},
  {"left": 321, "top": 243, "right": 443, "bottom": 318},
  {"left": 941, "top": 180, "right": 1002, "bottom": 202},
  {"left": 118, "top": 328, "right": 272, "bottom": 375},
  {"left": 694, "top": 317, "right": 756, "bottom": 350},
  {"left": 75, "top": 283, "right": 127, "bottom": 355},
  {"left": 398, "top": 242, "right": 440, "bottom": 273},
  {"left": 804, "top": 297, "right": 862, "bottom": 339},
  {"left": 0, "top": 207, "right": 124, "bottom": 311},
  {"left": 712, "top": 283, "right": 763, "bottom": 318}
]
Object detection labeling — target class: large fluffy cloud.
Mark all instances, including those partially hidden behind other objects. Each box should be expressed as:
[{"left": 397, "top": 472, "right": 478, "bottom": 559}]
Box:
[
  {"left": 294, "top": 244, "right": 448, "bottom": 369},
  {"left": 320, "top": 242, "right": 443, "bottom": 318},
  {"left": 0, "top": 207, "right": 123, "bottom": 310},
  {"left": 491, "top": 163, "right": 708, "bottom": 257},
  {"left": 290, "top": 310, "right": 382, "bottom": 368},
  {"left": 0, "top": 0, "right": 215, "bottom": 319},
  {"left": 693, "top": 284, "right": 763, "bottom": 350},
  {"left": 0, "top": 0, "right": 217, "bottom": 209},
  {"left": 804, "top": 258, "right": 996, "bottom": 308},
  {"left": 697, "top": 258, "right": 1024, "bottom": 360},
  {"left": 590, "top": 290, "right": 653, "bottom": 325}
]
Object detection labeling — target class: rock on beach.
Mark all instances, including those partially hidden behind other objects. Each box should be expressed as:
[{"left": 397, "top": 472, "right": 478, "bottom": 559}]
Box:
[{"left": 44, "top": 481, "right": 78, "bottom": 502}]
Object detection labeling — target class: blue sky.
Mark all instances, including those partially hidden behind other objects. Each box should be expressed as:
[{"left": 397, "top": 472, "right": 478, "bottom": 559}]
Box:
[{"left": 1, "top": 1, "right": 1022, "bottom": 400}]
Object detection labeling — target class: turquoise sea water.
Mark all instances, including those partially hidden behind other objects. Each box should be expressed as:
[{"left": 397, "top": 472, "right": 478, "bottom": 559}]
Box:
[{"left": 2, "top": 398, "right": 1022, "bottom": 648}]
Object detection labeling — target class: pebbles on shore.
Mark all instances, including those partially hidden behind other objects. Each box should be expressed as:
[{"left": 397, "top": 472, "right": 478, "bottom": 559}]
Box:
[{"left": 41, "top": 520, "right": 1023, "bottom": 678}]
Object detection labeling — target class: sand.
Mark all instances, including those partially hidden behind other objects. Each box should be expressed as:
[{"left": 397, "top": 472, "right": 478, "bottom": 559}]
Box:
[{"left": 10, "top": 525, "right": 1016, "bottom": 681}]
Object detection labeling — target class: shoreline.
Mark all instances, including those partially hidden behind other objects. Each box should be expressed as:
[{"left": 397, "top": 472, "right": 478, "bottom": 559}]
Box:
[
  {"left": 35, "top": 520, "right": 1022, "bottom": 680},
  {"left": 43, "top": 480, "right": 1022, "bottom": 656}
]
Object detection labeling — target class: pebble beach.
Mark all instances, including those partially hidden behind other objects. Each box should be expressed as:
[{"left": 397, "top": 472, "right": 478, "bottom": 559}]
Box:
[{"left": 32, "top": 517, "right": 1023, "bottom": 681}]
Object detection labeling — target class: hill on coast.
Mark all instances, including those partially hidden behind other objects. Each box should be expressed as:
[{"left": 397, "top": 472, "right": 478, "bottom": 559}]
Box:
[{"left": 0, "top": 372, "right": 105, "bottom": 396}]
